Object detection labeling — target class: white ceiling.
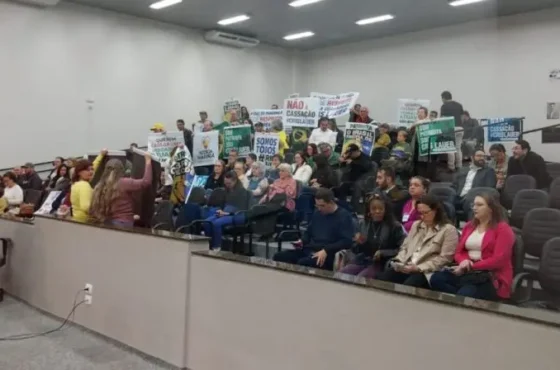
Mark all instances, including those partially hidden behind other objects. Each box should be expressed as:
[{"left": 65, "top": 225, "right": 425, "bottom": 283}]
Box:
[{"left": 67, "top": 0, "right": 560, "bottom": 49}]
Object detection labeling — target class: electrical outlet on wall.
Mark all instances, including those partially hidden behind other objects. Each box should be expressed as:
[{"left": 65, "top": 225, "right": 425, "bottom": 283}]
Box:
[
  {"left": 84, "top": 294, "right": 92, "bottom": 305},
  {"left": 85, "top": 283, "right": 93, "bottom": 294}
]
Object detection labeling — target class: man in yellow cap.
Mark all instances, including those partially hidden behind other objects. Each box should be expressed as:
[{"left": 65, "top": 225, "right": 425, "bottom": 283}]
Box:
[{"left": 150, "top": 123, "right": 165, "bottom": 133}]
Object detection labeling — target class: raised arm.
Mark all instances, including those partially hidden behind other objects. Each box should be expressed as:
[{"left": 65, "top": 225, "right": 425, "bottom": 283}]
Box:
[{"left": 119, "top": 156, "right": 153, "bottom": 192}]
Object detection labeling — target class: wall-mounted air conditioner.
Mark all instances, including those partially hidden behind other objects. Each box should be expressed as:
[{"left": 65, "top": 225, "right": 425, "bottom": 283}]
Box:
[
  {"left": 12, "top": 0, "right": 60, "bottom": 6},
  {"left": 204, "top": 30, "right": 260, "bottom": 49}
]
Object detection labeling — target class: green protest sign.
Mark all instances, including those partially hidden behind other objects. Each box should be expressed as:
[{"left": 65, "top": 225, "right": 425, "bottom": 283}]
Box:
[
  {"left": 416, "top": 117, "right": 456, "bottom": 157},
  {"left": 222, "top": 124, "right": 252, "bottom": 157}
]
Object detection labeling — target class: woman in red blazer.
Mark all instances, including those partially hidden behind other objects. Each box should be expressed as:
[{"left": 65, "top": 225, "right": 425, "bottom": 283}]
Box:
[{"left": 430, "top": 193, "right": 514, "bottom": 300}]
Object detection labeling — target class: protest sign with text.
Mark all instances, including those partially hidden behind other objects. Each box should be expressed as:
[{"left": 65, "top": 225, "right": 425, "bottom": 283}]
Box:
[
  {"left": 282, "top": 97, "right": 320, "bottom": 129},
  {"left": 223, "top": 124, "right": 252, "bottom": 157},
  {"left": 398, "top": 98, "right": 431, "bottom": 127},
  {"left": 310, "top": 92, "right": 360, "bottom": 119},
  {"left": 192, "top": 130, "right": 219, "bottom": 167},
  {"left": 482, "top": 117, "right": 521, "bottom": 154},
  {"left": 254, "top": 133, "right": 280, "bottom": 167},
  {"left": 343, "top": 123, "right": 376, "bottom": 156},
  {"left": 417, "top": 118, "right": 456, "bottom": 157},
  {"left": 249, "top": 109, "right": 283, "bottom": 131},
  {"left": 147, "top": 131, "right": 185, "bottom": 163},
  {"left": 223, "top": 98, "right": 241, "bottom": 114}
]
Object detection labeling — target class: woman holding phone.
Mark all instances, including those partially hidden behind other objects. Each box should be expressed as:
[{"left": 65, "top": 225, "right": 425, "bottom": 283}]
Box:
[{"left": 377, "top": 195, "right": 457, "bottom": 288}]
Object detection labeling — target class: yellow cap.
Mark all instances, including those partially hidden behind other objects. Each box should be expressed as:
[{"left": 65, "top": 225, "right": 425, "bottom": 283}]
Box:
[{"left": 151, "top": 123, "right": 165, "bottom": 131}]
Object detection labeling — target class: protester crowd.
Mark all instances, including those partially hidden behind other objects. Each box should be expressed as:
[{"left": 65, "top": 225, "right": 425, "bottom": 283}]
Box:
[{"left": 1, "top": 90, "right": 556, "bottom": 303}]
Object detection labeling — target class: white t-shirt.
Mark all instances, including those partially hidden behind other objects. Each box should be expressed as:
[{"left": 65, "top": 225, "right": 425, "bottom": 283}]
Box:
[
  {"left": 465, "top": 229, "right": 485, "bottom": 261},
  {"left": 309, "top": 128, "right": 336, "bottom": 146},
  {"left": 5, "top": 184, "right": 24, "bottom": 206},
  {"left": 460, "top": 168, "right": 479, "bottom": 197}
]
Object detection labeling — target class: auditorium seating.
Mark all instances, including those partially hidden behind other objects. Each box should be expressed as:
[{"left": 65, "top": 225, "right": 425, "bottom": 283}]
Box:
[
  {"left": 510, "top": 189, "right": 550, "bottom": 228},
  {"left": 546, "top": 162, "right": 560, "bottom": 180},
  {"left": 502, "top": 174, "right": 537, "bottom": 209},
  {"left": 549, "top": 178, "right": 560, "bottom": 209}
]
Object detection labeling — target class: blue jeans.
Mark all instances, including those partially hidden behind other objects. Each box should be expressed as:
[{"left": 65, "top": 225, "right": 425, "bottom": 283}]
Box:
[
  {"left": 273, "top": 247, "right": 335, "bottom": 271},
  {"left": 203, "top": 213, "right": 246, "bottom": 249},
  {"left": 108, "top": 220, "right": 134, "bottom": 228},
  {"left": 430, "top": 270, "right": 498, "bottom": 301}
]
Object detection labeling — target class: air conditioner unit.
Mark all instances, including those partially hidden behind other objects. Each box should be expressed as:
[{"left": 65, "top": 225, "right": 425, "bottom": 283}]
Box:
[
  {"left": 204, "top": 30, "right": 260, "bottom": 49},
  {"left": 12, "top": 0, "right": 60, "bottom": 6}
]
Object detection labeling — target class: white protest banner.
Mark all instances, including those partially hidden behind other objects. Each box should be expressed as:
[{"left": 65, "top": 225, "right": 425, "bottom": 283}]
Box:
[
  {"left": 169, "top": 146, "right": 194, "bottom": 177},
  {"left": 282, "top": 97, "right": 320, "bottom": 129},
  {"left": 192, "top": 130, "right": 219, "bottom": 167},
  {"left": 35, "top": 191, "right": 61, "bottom": 215},
  {"left": 254, "top": 133, "right": 280, "bottom": 167},
  {"left": 310, "top": 92, "right": 360, "bottom": 118},
  {"left": 223, "top": 98, "right": 241, "bottom": 114},
  {"left": 147, "top": 131, "right": 185, "bottom": 163},
  {"left": 397, "top": 98, "right": 431, "bottom": 127},
  {"left": 249, "top": 109, "right": 283, "bottom": 131},
  {"left": 288, "top": 93, "right": 300, "bottom": 98}
]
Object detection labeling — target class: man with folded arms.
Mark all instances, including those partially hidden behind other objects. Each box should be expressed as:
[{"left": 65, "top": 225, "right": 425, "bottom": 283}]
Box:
[{"left": 273, "top": 189, "right": 354, "bottom": 270}]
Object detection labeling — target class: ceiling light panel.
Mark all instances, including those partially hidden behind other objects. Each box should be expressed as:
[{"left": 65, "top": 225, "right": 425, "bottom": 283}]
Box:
[
  {"left": 289, "top": 0, "right": 324, "bottom": 8},
  {"left": 218, "top": 14, "right": 251, "bottom": 26},
  {"left": 283, "top": 31, "right": 315, "bottom": 41},
  {"left": 356, "top": 14, "right": 395, "bottom": 26},
  {"left": 150, "top": 0, "right": 182, "bottom": 10},
  {"left": 449, "top": 0, "right": 488, "bottom": 6}
]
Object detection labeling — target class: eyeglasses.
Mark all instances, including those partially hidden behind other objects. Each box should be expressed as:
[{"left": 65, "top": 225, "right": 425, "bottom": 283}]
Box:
[{"left": 418, "top": 209, "right": 433, "bottom": 216}]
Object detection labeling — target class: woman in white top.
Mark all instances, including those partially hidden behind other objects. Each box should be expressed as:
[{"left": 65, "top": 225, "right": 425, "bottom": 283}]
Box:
[
  {"left": 2, "top": 172, "right": 24, "bottom": 209},
  {"left": 291, "top": 151, "right": 313, "bottom": 186}
]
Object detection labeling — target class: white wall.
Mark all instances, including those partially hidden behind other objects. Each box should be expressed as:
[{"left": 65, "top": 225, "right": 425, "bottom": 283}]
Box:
[
  {"left": 0, "top": 1, "right": 296, "bottom": 168},
  {"left": 296, "top": 8, "right": 560, "bottom": 161}
]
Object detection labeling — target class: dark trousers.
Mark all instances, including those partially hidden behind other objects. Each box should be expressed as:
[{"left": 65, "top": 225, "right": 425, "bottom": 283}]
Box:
[
  {"left": 430, "top": 270, "right": 498, "bottom": 301},
  {"left": 273, "top": 247, "right": 335, "bottom": 271},
  {"left": 377, "top": 267, "right": 429, "bottom": 288}
]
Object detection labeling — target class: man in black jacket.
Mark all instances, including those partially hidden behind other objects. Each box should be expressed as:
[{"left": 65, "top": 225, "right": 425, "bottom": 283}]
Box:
[
  {"left": 337, "top": 144, "right": 374, "bottom": 210},
  {"left": 441, "top": 91, "right": 465, "bottom": 172},
  {"left": 20, "top": 163, "right": 43, "bottom": 191},
  {"left": 507, "top": 139, "right": 551, "bottom": 189}
]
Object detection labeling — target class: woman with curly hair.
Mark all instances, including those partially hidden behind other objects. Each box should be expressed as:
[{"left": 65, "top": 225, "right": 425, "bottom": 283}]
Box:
[{"left": 89, "top": 153, "right": 152, "bottom": 227}]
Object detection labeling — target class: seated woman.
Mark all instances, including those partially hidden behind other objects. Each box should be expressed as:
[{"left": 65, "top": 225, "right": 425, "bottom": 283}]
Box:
[
  {"left": 247, "top": 161, "right": 269, "bottom": 201},
  {"left": 377, "top": 195, "right": 458, "bottom": 288},
  {"left": 203, "top": 171, "right": 251, "bottom": 250},
  {"left": 291, "top": 151, "right": 313, "bottom": 186},
  {"left": 265, "top": 154, "right": 282, "bottom": 181},
  {"left": 2, "top": 172, "right": 24, "bottom": 212},
  {"left": 89, "top": 153, "right": 152, "bottom": 228},
  {"left": 430, "top": 194, "right": 514, "bottom": 300},
  {"left": 401, "top": 176, "right": 429, "bottom": 232},
  {"left": 50, "top": 164, "right": 71, "bottom": 192},
  {"left": 308, "top": 154, "right": 338, "bottom": 190},
  {"left": 340, "top": 193, "right": 406, "bottom": 278},
  {"left": 70, "top": 160, "right": 94, "bottom": 222},
  {"left": 259, "top": 163, "right": 297, "bottom": 212},
  {"left": 205, "top": 160, "right": 225, "bottom": 191},
  {"left": 306, "top": 144, "right": 318, "bottom": 169},
  {"left": 234, "top": 160, "right": 249, "bottom": 189}
]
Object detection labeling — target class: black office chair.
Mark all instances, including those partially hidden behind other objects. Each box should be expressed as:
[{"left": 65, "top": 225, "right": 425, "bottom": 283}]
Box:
[
  {"left": 187, "top": 187, "right": 207, "bottom": 206},
  {"left": 152, "top": 201, "right": 174, "bottom": 231},
  {"left": 546, "top": 162, "right": 560, "bottom": 181},
  {"left": 457, "top": 187, "right": 500, "bottom": 222},
  {"left": 429, "top": 182, "right": 452, "bottom": 190},
  {"left": 519, "top": 208, "right": 560, "bottom": 278},
  {"left": 501, "top": 175, "right": 536, "bottom": 210},
  {"left": 549, "top": 177, "right": 560, "bottom": 210},
  {"left": 510, "top": 189, "right": 549, "bottom": 229},
  {"left": 206, "top": 188, "right": 227, "bottom": 208},
  {"left": 428, "top": 187, "right": 457, "bottom": 205},
  {"left": 513, "top": 237, "right": 560, "bottom": 310},
  {"left": 371, "top": 147, "right": 390, "bottom": 167}
]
